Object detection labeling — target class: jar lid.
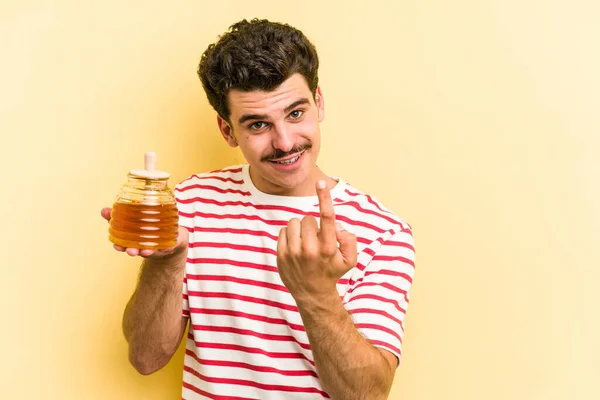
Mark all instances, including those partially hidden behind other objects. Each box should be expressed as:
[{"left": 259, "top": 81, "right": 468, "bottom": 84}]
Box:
[{"left": 129, "top": 151, "right": 170, "bottom": 179}]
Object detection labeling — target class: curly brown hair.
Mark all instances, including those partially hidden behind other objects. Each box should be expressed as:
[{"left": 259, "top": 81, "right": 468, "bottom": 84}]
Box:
[{"left": 197, "top": 18, "right": 320, "bottom": 123}]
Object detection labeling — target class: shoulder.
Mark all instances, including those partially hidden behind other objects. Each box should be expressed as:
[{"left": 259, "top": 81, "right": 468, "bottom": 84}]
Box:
[
  {"left": 174, "top": 164, "right": 247, "bottom": 197},
  {"left": 337, "top": 180, "right": 412, "bottom": 235},
  {"left": 173, "top": 164, "right": 251, "bottom": 208},
  {"left": 176, "top": 164, "right": 245, "bottom": 190}
]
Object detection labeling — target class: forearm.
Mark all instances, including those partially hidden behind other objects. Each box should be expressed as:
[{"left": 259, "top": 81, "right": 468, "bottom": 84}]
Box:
[
  {"left": 123, "top": 253, "right": 187, "bottom": 374},
  {"left": 297, "top": 292, "right": 395, "bottom": 400}
]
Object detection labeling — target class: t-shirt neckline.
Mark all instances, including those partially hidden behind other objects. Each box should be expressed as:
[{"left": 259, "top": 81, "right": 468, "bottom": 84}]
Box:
[{"left": 241, "top": 164, "right": 346, "bottom": 207}]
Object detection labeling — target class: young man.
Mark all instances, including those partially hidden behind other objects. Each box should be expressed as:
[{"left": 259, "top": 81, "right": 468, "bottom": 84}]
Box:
[{"left": 101, "top": 18, "right": 415, "bottom": 400}]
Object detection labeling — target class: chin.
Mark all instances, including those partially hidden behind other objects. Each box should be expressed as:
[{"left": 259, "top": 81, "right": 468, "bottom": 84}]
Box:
[{"left": 262, "top": 170, "right": 306, "bottom": 192}]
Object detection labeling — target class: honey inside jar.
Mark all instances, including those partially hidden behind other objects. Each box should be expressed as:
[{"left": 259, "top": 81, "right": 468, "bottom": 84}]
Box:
[
  {"left": 108, "top": 152, "right": 179, "bottom": 250},
  {"left": 109, "top": 202, "right": 179, "bottom": 249}
]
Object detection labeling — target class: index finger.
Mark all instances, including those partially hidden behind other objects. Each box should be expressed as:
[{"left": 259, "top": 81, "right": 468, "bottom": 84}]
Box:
[
  {"left": 316, "top": 180, "right": 336, "bottom": 243},
  {"left": 100, "top": 207, "right": 112, "bottom": 222}
]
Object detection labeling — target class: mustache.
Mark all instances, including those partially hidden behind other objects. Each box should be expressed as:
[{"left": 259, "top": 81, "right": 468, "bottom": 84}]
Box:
[{"left": 261, "top": 143, "right": 312, "bottom": 161}]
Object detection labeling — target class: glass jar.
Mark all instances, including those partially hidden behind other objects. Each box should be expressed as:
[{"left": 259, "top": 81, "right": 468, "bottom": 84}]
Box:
[{"left": 108, "top": 152, "right": 179, "bottom": 249}]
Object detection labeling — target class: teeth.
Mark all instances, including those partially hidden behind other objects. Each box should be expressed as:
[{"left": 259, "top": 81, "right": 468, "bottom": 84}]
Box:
[{"left": 275, "top": 155, "right": 300, "bottom": 164}]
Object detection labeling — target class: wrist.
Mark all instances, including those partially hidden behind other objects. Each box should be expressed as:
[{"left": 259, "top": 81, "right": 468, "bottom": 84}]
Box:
[
  {"left": 145, "top": 248, "right": 187, "bottom": 274},
  {"left": 294, "top": 289, "right": 342, "bottom": 318}
]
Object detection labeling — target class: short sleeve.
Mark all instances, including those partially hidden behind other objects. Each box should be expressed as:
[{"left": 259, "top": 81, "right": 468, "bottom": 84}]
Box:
[
  {"left": 181, "top": 275, "right": 190, "bottom": 318},
  {"left": 344, "top": 229, "right": 416, "bottom": 363},
  {"left": 175, "top": 181, "right": 192, "bottom": 318}
]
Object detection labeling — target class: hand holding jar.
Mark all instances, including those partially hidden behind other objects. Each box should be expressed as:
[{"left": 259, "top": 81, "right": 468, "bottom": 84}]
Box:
[{"left": 100, "top": 152, "right": 188, "bottom": 258}]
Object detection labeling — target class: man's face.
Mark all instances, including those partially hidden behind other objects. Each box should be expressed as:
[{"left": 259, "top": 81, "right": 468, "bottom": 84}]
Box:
[{"left": 218, "top": 73, "right": 325, "bottom": 196}]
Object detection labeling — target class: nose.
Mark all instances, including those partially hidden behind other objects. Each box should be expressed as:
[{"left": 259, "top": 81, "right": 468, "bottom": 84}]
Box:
[{"left": 271, "top": 123, "right": 296, "bottom": 153}]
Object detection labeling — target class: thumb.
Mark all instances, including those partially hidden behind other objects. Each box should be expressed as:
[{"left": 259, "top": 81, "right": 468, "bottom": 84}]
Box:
[
  {"left": 336, "top": 223, "right": 357, "bottom": 266},
  {"left": 100, "top": 207, "right": 112, "bottom": 223}
]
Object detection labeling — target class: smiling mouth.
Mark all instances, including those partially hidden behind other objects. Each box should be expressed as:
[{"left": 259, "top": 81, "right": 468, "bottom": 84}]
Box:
[{"left": 267, "top": 150, "right": 305, "bottom": 165}]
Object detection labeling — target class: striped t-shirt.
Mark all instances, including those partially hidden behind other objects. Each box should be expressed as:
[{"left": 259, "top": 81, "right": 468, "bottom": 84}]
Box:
[{"left": 175, "top": 164, "right": 415, "bottom": 399}]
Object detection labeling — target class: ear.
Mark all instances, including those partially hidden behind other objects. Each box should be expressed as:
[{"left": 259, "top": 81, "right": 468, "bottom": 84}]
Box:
[
  {"left": 315, "top": 87, "right": 325, "bottom": 122},
  {"left": 217, "top": 115, "right": 238, "bottom": 148}
]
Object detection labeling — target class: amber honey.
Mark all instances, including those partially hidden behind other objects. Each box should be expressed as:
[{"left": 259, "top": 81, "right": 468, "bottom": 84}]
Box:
[{"left": 109, "top": 202, "right": 179, "bottom": 249}]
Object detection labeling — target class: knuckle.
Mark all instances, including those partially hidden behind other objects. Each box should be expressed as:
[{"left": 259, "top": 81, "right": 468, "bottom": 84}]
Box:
[
  {"left": 289, "top": 246, "right": 302, "bottom": 258},
  {"left": 288, "top": 217, "right": 301, "bottom": 226},
  {"left": 301, "top": 243, "right": 318, "bottom": 258},
  {"left": 302, "top": 215, "right": 316, "bottom": 224},
  {"left": 321, "top": 243, "right": 337, "bottom": 256},
  {"left": 320, "top": 210, "right": 334, "bottom": 219}
]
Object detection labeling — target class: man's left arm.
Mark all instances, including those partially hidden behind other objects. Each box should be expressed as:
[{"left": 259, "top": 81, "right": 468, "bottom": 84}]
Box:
[
  {"left": 296, "top": 289, "right": 398, "bottom": 400},
  {"left": 277, "top": 180, "right": 414, "bottom": 400}
]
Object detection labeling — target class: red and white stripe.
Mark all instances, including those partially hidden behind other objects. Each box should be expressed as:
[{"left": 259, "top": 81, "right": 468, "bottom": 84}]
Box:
[{"left": 176, "top": 164, "right": 415, "bottom": 399}]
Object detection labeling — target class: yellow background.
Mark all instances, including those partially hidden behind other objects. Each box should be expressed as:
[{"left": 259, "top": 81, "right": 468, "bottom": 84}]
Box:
[{"left": 1, "top": 1, "right": 598, "bottom": 399}]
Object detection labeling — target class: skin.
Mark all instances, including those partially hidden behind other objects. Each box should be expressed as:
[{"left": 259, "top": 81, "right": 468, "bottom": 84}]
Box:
[
  {"left": 101, "top": 73, "right": 397, "bottom": 398},
  {"left": 101, "top": 207, "right": 188, "bottom": 375},
  {"left": 277, "top": 180, "right": 398, "bottom": 399},
  {"left": 217, "top": 73, "right": 336, "bottom": 196}
]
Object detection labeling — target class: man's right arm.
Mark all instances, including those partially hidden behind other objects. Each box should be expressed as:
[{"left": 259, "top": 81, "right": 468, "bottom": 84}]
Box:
[
  {"left": 101, "top": 207, "right": 190, "bottom": 375},
  {"left": 122, "top": 249, "right": 189, "bottom": 375}
]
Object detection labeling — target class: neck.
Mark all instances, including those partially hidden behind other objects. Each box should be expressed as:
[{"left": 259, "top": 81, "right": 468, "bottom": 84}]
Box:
[{"left": 249, "top": 165, "right": 337, "bottom": 197}]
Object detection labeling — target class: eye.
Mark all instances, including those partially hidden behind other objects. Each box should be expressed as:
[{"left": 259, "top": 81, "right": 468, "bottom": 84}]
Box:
[
  {"left": 289, "top": 110, "right": 304, "bottom": 119},
  {"left": 249, "top": 121, "right": 267, "bottom": 131}
]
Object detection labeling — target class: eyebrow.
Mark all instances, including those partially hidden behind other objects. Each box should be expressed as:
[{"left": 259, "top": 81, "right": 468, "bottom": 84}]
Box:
[{"left": 238, "top": 97, "right": 310, "bottom": 125}]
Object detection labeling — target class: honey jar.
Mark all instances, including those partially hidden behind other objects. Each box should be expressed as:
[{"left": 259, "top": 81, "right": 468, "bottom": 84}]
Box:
[{"left": 108, "top": 152, "right": 179, "bottom": 249}]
